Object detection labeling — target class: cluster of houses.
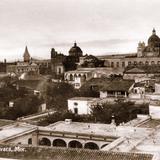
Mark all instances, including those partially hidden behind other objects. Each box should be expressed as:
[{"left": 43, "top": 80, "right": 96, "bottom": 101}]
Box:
[
  {"left": 1, "top": 29, "right": 160, "bottom": 118},
  {"left": 1, "top": 29, "right": 160, "bottom": 159}
]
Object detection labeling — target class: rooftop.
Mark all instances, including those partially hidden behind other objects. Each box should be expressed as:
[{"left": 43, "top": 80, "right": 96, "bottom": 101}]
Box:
[
  {"left": 68, "top": 97, "right": 99, "bottom": 101},
  {"left": 125, "top": 66, "right": 160, "bottom": 74},
  {"left": 81, "top": 78, "right": 127, "bottom": 91},
  {"left": 47, "top": 121, "right": 152, "bottom": 139},
  {"left": 101, "top": 79, "right": 134, "bottom": 92},
  {"left": 0, "top": 145, "right": 154, "bottom": 160},
  {"left": 137, "top": 119, "right": 160, "bottom": 128},
  {"left": 0, "top": 123, "right": 37, "bottom": 142}
]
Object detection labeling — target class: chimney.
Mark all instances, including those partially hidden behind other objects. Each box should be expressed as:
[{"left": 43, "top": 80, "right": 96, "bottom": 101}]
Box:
[
  {"left": 111, "top": 115, "right": 116, "bottom": 126},
  {"left": 65, "top": 119, "right": 72, "bottom": 125}
]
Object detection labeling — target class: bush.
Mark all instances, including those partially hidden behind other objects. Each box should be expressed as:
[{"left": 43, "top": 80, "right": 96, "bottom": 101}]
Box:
[{"left": 91, "top": 102, "right": 149, "bottom": 125}]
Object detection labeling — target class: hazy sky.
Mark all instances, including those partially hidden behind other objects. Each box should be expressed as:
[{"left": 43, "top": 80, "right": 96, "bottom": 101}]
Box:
[{"left": 0, "top": 0, "right": 160, "bottom": 61}]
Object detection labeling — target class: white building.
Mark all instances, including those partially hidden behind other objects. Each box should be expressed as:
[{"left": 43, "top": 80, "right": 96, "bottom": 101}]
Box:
[
  {"left": 68, "top": 97, "right": 99, "bottom": 115},
  {"left": 149, "top": 100, "right": 160, "bottom": 119},
  {"left": 64, "top": 69, "right": 94, "bottom": 89}
]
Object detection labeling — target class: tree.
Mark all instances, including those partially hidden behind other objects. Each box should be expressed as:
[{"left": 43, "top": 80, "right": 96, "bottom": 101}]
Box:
[
  {"left": 38, "top": 111, "right": 94, "bottom": 126},
  {"left": 5, "top": 95, "right": 41, "bottom": 120},
  {"left": 45, "top": 82, "right": 78, "bottom": 111},
  {"left": 91, "top": 102, "right": 149, "bottom": 125}
]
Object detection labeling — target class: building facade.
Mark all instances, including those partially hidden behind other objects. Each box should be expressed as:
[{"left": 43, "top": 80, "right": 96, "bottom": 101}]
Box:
[
  {"left": 68, "top": 97, "right": 99, "bottom": 115},
  {"left": 101, "top": 29, "right": 160, "bottom": 69},
  {"left": 6, "top": 46, "right": 51, "bottom": 75},
  {"left": 51, "top": 42, "right": 83, "bottom": 79}
]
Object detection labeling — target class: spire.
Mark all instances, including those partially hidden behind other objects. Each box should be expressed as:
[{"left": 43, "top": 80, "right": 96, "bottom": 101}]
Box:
[
  {"left": 23, "top": 46, "right": 30, "bottom": 62},
  {"left": 152, "top": 28, "right": 156, "bottom": 35},
  {"left": 24, "top": 46, "right": 30, "bottom": 56}
]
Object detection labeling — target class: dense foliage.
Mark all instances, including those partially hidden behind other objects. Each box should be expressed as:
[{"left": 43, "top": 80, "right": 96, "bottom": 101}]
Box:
[
  {"left": 45, "top": 82, "right": 78, "bottom": 111},
  {"left": 91, "top": 102, "right": 149, "bottom": 125},
  {"left": 0, "top": 95, "right": 41, "bottom": 120},
  {"left": 44, "top": 82, "right": 100, "bottom": 111},
  {"left": 38, "top": 102, "right": 149, "bottom": 126}
]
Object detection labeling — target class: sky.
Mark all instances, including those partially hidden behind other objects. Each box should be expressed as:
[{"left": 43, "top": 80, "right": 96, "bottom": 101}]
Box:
[{"left": 0, "top": 0, "right": 160, "bottom": 61}]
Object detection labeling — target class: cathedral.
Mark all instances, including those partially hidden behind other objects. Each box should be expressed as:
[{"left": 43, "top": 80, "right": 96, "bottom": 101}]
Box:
[
  {"left": 51, "top": 42, "right": 83, "bottom": 79},
  {"left": 103, "top": 29, "right": 160, "bottom": 68},
  {"left": 137, "top": 28, "right": 160, "bottom": 57}
]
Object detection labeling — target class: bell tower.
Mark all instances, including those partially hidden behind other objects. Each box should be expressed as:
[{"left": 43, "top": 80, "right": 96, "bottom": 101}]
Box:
[{"left": 23, "top": 46, "right": 30, "bottom": 62}]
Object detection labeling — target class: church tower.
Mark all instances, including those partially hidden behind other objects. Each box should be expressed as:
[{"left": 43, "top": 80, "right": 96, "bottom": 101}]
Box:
[{"left": 23, "top": 46, "right": 30, "bottom": 62}]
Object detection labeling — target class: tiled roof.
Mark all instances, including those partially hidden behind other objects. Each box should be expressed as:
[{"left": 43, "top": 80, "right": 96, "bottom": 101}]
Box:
[
  {"left": 125, "top": 68, "right": 146, "bottom": 73},
  {"left": 81, "top": 78, "right": 134, "bottom": 92},
  {"left": 101, "top": 79, "right": 134, "bottom": 92},
  {"left": 125, "top": 65, "right": 160, "bottom": 74},
  {"left": 0, "top": 145, "right": 154, "bottom": 160}
]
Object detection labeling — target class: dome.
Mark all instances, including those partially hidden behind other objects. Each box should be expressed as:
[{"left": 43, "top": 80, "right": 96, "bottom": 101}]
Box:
[
  {"left": 69, "top": 42, "right": 83, "bottom": 57},
  {"left": 148, "top": 29, "right": 160, "bottom": 47}
]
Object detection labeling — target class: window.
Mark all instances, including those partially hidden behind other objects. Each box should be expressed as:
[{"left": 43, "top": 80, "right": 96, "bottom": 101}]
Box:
[
  {"left": 70, "top": 74, "right": 73, "bottom": 81},
  {"left": 134, "top": 61, "right": 137, "bottom": 65},
  {"left": 58, "top": 67, "right": 61, "bottom": 74},
  {"left": 111, "top": 62, "right": 114, "bottom": 68},
  {"left": 145, "top": 61, "right": 149, "bottom": 65},
  {"left": 74, "top": 102, "right": 78, "bottom": 106},
  {"left": 117, "top": 91, "right": 122, "bottom": 95},
  {"left": 139, "top": 61, "right": 143, "bottom": 65},
  {"left": 128, "top": 61, "right": 131, "bottom": 65},
  {"left": 134, "top": 89, "right": 137, "bottom": 94},
  {"left": 75, "top": 84, "right": 80, "bottom": 87},
  {"left": 151, "top": 61, "right": 155, "bottom": 65},
  {"left": 116, "top": 62, "right": 119, "bottom": 67},
  {"left": 122, "top": 62, "right": 125, "bottom": 67},
  {"left": 28, "top": 138, "right": 32, "bottom": 145}
]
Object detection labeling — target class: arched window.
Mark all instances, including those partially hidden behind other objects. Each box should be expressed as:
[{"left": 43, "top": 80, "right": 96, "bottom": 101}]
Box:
[
  {"left": 82, "top": 74, "right": 87, "bottom": 81},
  {"left": 74, "top": 74, "right": 77, "bottom": 78},
  {"left": 84, "top": 142, "right": 99, "bottom": 150},
  {"left": 70, "top": 74, "right": 73, "bottom": 81},
  {"left": 68, "top": 140, "right": 82, "bottom": 148},
  {"left": 139, "top": 61, "right": 143, "bottom": 65},
  {"left": 134, "top": 89, "right": 137, "bottom": 94},
  {"left": 151, "top": 61, "right": 155, "bottom": 65},
  {"left": 128, "top": 61, "right": 131, "bottom": 66},
  {"left": 134, "top": 61, "right": 137, "bottom": 65},
  {"left": 145, "top": 61, "right": 149, "bottom": 65},
  {"left": 39, "top": 137, "right": 51, "bottom": 146},
  {"left": 53, "top": 139, "right": 67, "bottom": 147}
]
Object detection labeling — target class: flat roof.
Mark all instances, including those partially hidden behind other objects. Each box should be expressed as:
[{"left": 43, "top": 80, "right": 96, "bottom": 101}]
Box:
[
  {"left": 133, "top": 127, "right": 160, "bottom": 153},
  {"left": 68, "top": 97, "right": 99, "bottom": 101},
  {"left": 137, "top": 119, "right": 160, "bottom": 128},
  {"left": 47, "top": 121, "right": 152, "bottom": 138},
  {"left": 0, "top": 123, "right": 37, "bottom": 142}
]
